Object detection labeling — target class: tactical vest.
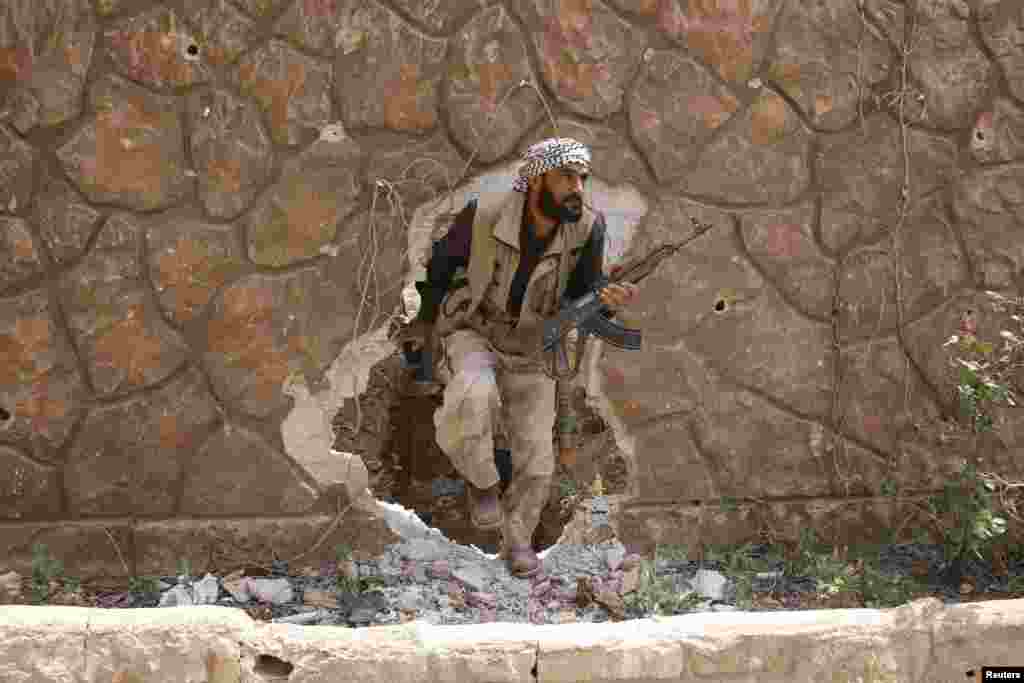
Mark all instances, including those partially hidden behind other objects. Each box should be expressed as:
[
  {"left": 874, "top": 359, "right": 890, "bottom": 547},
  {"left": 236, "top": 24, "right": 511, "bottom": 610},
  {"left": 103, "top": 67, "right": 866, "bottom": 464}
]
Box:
[{"left": 434, "top": 189, "right": 597, "bottom": 346}]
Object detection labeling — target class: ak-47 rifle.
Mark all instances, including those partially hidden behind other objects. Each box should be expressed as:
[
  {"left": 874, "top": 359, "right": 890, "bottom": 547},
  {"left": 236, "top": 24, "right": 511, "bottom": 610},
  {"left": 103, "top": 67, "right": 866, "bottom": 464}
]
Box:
[
  {"left": 399, "top": 217, "right": 714, "bottom": 384},
  {"left": 535, "top": 216, "right": 714, "bottom": 380}
]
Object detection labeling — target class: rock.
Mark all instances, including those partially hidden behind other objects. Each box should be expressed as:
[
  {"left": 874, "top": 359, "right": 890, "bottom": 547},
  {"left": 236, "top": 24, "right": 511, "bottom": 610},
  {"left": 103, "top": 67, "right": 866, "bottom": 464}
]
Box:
[
  {"left": 621, "top": 554, "right": 642, "bottom": 572},
  {"left": 767, "top": 0, "right": 891, "bottom": 130},
  {"left": 594, "top": 590, "right": 627, "bottom": 620},
  {"left": 0, "top": 0, "right": 96, "bottom": 132},
  {"left": 273, "top": 609, "right": 327, "bottom": 624},
  {"left": 159, "top": 585, "right": 195, "bottom": 607},
  {"left": 576, "top": 577, "right": 595, "bottom": 608},
  {"left": 621, "top": 565, "right": 642, "bottom": 595},
  {"left": 630, "top": 49, "right": 741, "bottom": 183},
  {"left": 977, "top": 0, "right": 1024, "bottom": 103},
  {"left": 347, "top": 607, "right": 377, "bottom": 625},
  {"left": 192, "top": 574, "right": 220, "bottom": 605},
  {"left": 605, "top": 544, "right": 626, "bottom": 573},
  {"left": 466, "top": 591, "right": 497, "bottom": 609},
  {"left": 603, "top": 572, "right": 624, "bottom": 595},
  {"left": 185, "top": 87, "right": 273, "bottom": 220},
  {"left": 817, "top": 112, "right": 957, "bottom": 253},
  {"left": 509, "top": 0, "right": 645, "bottom": 119},
  {"left": 907, "top": 0, "right": 996, "bottom": 130},
  {"left": 338, "top": 560, "right": 358, "bottom": 581},
  {"left": 0, "top": 125, "right": 38, "bottom": 216},
  {"left": 428, "top": 560, "right": 451, "bottom": 580},
  {"left": 247, "top": 578, "right": 294, "bottom": 605},
  {"left": 104, "top": 7, "right": 212, "bottom": 91},
  {"left": 970, "top": 99, "right": 1024, "bottom": 164},
  {"left": 396, "top": 588, "right": 424, "bottom": 612},
  {"left": 0, "top": 572, "right": 23, "bottom": 603},
  {"left": 683, "top": 91, "right": 811, "bottom": 204},
  {"left": 452, "top": 565, "right": 491, "bottom": 593},
  {"left": 303, "top": 589, "right": 339, "bottom": 610},
  {"left": 234, "top": 40, "right": 333, "bottom": 146},
  {"left": 445, "top": 6, "right": 543, "bottom": 163},
  {"left": 555, "top": 608, "right": 577, "bottom": 623},
  {"left": 58, "top": 75, "right": 191, "bottom": 211},
  {"left": 332, "top": 2, "right": 446, "bottom": 133},
  {"left": 221, "top": 575, "right": 251, "bottom": 603},
  {"left": 692, "top": 569, "right": 729, "bottom": 601},
  {"left": 147, "top": 216, "right": 245, "bottom": 327},
  {"left": 400, "top": 538, "right": 449, "bottom": 563}
]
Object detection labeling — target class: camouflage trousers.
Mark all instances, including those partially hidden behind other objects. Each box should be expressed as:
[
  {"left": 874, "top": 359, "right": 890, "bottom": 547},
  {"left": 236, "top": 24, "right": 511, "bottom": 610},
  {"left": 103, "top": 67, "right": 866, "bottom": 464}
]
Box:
[{"left": 433, "top": 327, "right": 555, "bottom": 550}]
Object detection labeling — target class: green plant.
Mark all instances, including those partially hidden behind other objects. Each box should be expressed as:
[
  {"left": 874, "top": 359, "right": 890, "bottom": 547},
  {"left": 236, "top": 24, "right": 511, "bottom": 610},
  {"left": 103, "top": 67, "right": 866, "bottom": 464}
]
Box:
[
  {"left": 955, "top": 360, "right": 1009, "bottom": 433},
  {"left": 782, "top": 528, "right": 833, "bottom": 578},
  {"left": 719, "top": 496, "right": 739, "bottom": 513},
  {"left": 623, "top": 558, "right": 702, "bottom": 616},
  {"left": 927, "top": 460, "right": 1007, "bottom": 567},
  {"left": 177, "top": 557, "right": 192, "bottom": 579},
  {"left": 655, "top": 543, "right": 689, "bottom": 564},
  {"left": 858, "top": 564, "right": 925, "bottom": 608},
  {"left": 128, "top": 576, "right": 162, "bottom": 599},
  {"left": 29, "top": 543, "right": 64, "bottom": 603}
]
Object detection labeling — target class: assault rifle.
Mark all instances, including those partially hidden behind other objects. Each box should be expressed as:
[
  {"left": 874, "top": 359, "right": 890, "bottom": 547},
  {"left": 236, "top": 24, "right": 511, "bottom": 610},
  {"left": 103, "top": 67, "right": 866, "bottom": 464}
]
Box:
[
  {"left": 400, "top": 217, "right": 714, "bottom": 383},
  {"left": 534, "top": 216, "right": 714, "bottom": 379}
]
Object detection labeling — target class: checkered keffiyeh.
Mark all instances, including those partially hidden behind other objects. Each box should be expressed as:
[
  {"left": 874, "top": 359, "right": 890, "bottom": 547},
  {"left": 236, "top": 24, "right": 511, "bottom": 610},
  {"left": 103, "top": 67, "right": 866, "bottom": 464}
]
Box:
[{"left": 512, "top": 137, "right": 592, "bottom": 193}]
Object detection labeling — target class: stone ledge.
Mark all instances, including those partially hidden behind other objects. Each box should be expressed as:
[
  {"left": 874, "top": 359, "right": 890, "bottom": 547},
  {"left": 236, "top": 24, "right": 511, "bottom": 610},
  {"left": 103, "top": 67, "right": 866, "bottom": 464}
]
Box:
[{"left": 1, "top": 598, "right": 1021, "bottom": 682}]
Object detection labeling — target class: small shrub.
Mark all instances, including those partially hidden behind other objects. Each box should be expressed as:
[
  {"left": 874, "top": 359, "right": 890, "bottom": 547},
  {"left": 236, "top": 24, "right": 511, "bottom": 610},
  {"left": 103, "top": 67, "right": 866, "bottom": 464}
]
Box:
[
  {"left": 29, "top": 543, "right": 63, "bottom": 603},
  {"left": 623, "top": 557, "right": 701, "bottom": 616},
  {"left": 927, "top": 460, "right": 1008, "bottom": 568}
]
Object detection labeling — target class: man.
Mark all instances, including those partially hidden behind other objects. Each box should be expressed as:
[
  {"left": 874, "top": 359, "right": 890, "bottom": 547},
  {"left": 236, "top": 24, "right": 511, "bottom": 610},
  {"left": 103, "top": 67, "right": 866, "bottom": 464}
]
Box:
[{"left": 401, "top": 138, "right": 639, "bottom": 578}]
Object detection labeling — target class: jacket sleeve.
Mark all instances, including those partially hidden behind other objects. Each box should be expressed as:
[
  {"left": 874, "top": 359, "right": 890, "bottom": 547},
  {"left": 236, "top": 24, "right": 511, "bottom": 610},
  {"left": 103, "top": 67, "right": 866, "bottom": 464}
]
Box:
[
  {"left": 564, "top": 212, "right": 615, "bottom": 318},
  {"left": 413, "top": 199, "right": 476, "bottom": 324}
]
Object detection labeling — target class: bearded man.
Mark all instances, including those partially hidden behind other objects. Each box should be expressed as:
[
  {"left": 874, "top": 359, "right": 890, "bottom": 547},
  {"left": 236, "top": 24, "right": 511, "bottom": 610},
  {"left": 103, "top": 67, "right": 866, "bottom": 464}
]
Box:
[{"left": 401, "top": 138, "right": 640, "bottom": 578}]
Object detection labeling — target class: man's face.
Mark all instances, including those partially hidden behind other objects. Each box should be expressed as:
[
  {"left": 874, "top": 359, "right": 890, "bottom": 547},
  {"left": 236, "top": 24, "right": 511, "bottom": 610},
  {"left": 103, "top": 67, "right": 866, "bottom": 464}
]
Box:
[{"left": 536, "top": 167, "right": 588, "bottom": 223}]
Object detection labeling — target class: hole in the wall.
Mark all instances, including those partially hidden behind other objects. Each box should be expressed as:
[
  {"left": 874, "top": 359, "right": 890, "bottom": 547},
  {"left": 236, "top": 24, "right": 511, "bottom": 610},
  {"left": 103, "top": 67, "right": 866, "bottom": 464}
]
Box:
[
  {"left": 331, "top": 355, "right": 629, "bottom": 553},
  {"left": 0, "top": 406, "right": 11, "bottom": 424},
  {"left": 253, "top": 654, "right": 294, "bottom": 679},
  {"left": 714, "top": 299, "right": 727, "bottom": 313},
  {"left": 975, "top": 130, "right": 985, "bottom": 141}
]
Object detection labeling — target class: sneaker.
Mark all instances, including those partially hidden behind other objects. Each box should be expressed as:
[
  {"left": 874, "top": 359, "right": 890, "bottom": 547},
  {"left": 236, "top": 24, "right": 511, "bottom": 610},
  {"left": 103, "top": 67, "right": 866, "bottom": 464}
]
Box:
[
  {"left": 467, "top": 483, "right": 502, "bottom": 531},
  {"left": 504, "top": 543, "right": 541, "bottom": 578}
]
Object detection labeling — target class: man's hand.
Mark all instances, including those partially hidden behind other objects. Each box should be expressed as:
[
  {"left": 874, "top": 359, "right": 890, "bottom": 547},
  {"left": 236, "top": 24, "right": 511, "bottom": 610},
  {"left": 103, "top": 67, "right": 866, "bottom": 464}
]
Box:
[{"left": 598, "top": 265, "right": 640, "bottom": 309}]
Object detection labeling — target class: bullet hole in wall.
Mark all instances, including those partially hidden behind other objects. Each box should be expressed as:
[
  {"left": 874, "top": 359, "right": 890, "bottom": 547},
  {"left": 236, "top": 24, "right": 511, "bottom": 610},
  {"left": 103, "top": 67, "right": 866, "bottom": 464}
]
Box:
[
  {"left": 0, "top": 406, "right": 11, "bottom": 424},
  {"left": 714, "top": 299, "right": 727, "bottom": 313},
  {"left": 184, "top": 43, "right": 200, "bottom": 61}
]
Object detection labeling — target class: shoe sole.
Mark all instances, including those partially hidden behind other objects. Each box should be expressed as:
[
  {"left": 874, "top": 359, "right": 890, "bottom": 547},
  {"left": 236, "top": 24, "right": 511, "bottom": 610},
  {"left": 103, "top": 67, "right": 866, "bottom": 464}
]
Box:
[
  {"left": 470, "top": 511, "right": 503, "bottom": 531},
  {"left": 508, "top": 563, "right": 541, "bottom": 579}
]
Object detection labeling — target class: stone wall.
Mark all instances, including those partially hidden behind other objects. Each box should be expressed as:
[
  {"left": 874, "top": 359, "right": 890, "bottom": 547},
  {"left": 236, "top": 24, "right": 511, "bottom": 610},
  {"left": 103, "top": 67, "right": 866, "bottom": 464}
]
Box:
[{"left": 2, "top": 0, "right": 1024, "bottom": 578}]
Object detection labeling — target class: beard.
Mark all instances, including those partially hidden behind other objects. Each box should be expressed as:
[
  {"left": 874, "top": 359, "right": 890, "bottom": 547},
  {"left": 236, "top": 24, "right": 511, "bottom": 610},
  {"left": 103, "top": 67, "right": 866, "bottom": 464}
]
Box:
[{"left": 538, "top": 184, "right": 583, "bottom": 223}]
